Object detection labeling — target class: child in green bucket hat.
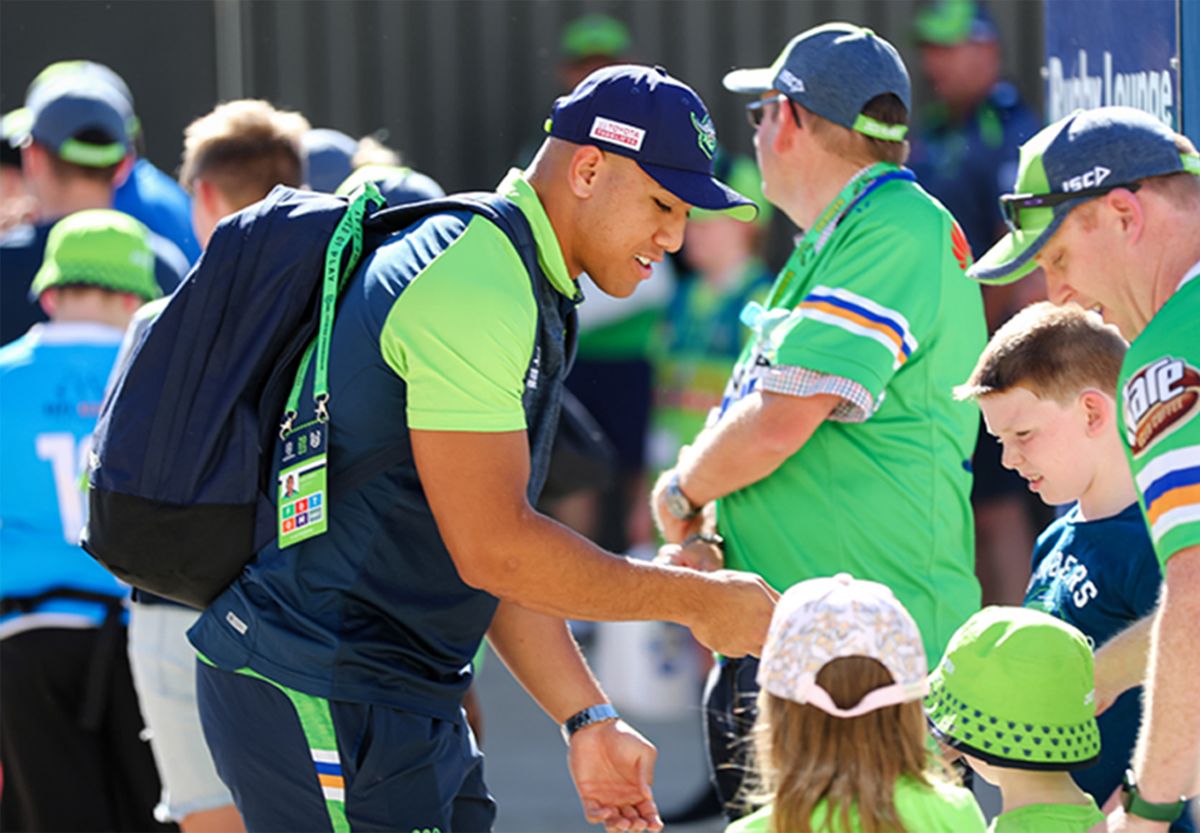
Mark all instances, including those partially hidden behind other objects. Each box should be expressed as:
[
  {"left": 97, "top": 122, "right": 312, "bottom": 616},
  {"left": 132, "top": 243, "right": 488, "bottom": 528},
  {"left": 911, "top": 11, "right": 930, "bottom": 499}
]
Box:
[{"left": 926, "top": 606, "right": 1105, "bottom": 833}]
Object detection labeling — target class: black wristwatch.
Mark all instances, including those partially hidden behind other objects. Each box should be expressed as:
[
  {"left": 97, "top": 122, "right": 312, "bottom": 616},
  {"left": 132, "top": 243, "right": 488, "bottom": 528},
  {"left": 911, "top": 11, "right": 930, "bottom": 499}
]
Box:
[
  {"left": 561, "top": 704, "right": 619, "bottom": 744},
  {"left": 1122, "top": 769, "right": 1186, "bottom": 823},
  {"left": 664, "top": 471, "right": 700, "bottom": 520}
]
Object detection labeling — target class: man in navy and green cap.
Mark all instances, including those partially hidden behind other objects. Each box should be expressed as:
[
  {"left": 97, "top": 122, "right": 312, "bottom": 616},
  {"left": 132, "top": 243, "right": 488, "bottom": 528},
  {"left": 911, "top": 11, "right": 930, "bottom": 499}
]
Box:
[
  {"left": 188, "top": 63, "right": 777, "bottom": 832},
  {"left": 27, "top": 60, "right": 201, "bottom": 265},
  {"left": 967, "top": 105, "right": 1200, "bottom": 833},
  {"left": 650, "top": 22, "right": 985, "bottom": 819},
  {"left": 0, "top": 71, "right": 187, "bottom": 345},
  {"left": 1, "top": 209, "right": 165, "bottom": 831}
]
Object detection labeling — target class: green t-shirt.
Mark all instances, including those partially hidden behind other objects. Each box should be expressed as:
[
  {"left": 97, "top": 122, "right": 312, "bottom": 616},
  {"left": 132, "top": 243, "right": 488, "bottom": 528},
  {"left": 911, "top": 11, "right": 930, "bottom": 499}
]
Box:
[
  {"left": 1118, "top": 264, "right": 1200, "bottom": 570},
  {"left": 726, "top": 775, "right": 985, "bottom": 833},
  {"left": 989, "top": 798, "right": 1104, "bottom": 833},
  {"left": 715, "top": 166, "right": 986, "bottom": 660}
]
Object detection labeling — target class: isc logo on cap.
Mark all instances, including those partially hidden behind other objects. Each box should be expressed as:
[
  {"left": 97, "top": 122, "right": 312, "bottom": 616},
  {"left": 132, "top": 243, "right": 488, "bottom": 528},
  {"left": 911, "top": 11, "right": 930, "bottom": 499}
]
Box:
[
  {"left": 589, "top": 116, "right": 646, "bottom": 152},
  {"left": 1061, "top": 166, "right": 1111, "bottom": 192}
]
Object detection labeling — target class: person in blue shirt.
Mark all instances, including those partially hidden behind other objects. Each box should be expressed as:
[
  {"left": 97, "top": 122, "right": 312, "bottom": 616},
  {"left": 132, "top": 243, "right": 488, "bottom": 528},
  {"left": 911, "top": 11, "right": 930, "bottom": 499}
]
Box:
[
  {"left": 0, "top": 209, "right": 167, "bottom": 831},
  {"left": 955, "top": 302, "right": 1193, "bottom": 830},
  {"left": 25, "top": 59, "right": 201, "bottom": 264},
  {"left": 1, "top": 72, "right": 187, "bottom": 345}
]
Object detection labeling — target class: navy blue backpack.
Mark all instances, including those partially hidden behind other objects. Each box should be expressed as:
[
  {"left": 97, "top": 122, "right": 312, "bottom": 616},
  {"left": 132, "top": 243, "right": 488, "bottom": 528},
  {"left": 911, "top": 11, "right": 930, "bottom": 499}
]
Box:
[{"left": 83, "top": 183, "right": 541, "bottom": 608}]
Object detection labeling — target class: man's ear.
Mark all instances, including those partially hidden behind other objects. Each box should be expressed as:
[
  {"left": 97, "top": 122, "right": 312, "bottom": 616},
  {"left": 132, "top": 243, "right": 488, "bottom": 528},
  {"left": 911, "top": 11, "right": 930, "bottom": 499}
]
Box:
[
  {"left": 566, "top": 144, "right": 605, "bottom": 199},
  {"left": 1105, "top": 187, "right": 1146, "bottom": 245},
  {"left": 37, "top": 288, "right": 57, "bottom": 317},
  {"left": 112, "top": 153, "right": 135, "bottom": 189},
  {"left": 1079, "top": 388, "right": 1114, "bottom": 436}
]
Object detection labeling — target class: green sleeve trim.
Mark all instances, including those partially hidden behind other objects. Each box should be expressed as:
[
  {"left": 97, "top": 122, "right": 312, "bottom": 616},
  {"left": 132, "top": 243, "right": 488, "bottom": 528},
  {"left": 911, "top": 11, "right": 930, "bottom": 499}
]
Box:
[{"left": 380, "top": 216, "right": 537, "bottom": 432}]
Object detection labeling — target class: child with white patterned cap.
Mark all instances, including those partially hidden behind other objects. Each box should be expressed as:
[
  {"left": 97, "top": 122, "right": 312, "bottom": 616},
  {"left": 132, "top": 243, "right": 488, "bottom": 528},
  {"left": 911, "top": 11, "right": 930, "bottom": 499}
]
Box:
[{"left": 728, "top": 573, "right": 986, "bottom": 833}]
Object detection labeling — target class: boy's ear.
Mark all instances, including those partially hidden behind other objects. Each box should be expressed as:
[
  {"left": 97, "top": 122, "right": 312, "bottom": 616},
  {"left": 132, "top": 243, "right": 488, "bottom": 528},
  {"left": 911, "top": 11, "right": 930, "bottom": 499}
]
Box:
[{"left": 1079, "top": 389, "right": 1113, "bottom": 436}]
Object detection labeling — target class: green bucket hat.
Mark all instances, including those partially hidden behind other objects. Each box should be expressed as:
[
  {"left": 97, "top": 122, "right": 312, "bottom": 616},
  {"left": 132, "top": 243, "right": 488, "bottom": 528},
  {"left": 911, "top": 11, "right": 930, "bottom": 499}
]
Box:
[
  {"left": 925, "top": 606, "right": 1100, "bottom": 771},
  {"left": 31, "top": 209, "right": 161, "bottom": 302}
]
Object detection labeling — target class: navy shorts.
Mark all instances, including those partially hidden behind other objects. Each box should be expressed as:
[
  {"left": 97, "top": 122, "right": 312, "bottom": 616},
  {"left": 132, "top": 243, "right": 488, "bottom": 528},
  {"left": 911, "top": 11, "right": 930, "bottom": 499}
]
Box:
[{"left": 196, "top": 660, "right": 494, "bottom": 832}]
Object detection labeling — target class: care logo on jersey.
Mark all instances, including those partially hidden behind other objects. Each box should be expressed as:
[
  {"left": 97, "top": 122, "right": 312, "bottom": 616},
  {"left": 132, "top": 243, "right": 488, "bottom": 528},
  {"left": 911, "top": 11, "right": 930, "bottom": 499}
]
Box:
[{"left": 1123, "top": 356, "right": 1200, "bottom": 456}]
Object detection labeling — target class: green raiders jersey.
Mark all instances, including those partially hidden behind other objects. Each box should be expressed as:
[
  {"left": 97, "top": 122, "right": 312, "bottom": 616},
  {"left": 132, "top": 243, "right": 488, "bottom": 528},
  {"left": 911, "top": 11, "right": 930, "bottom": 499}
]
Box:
[
  {"left": 1119, "top": 263, "right": 1200, "bottom": 570},
  {"left": 725, "top": 776, "right": 985, "bottom": 833},
  {"left": 714, "top": 166, "right": 986, "bottom": 660}
]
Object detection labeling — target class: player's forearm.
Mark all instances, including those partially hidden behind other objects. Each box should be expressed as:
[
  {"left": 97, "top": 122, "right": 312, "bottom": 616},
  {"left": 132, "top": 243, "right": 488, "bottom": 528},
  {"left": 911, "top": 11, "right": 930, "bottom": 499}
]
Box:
[
  {"left": 487, "top": 600, "right": 605, "bottom": 724},
  {"left": 1132, "top": 546, "right": 1200, "bottom": 804},
  {"left": 458, "top": 505, "right": 714, "bottom": 627},
  {"left": 1095, "top": 612, "right": 1155, "bottom": 697},
  {"left": 675, "top": 389, "right": 836, "bottom": 507}
]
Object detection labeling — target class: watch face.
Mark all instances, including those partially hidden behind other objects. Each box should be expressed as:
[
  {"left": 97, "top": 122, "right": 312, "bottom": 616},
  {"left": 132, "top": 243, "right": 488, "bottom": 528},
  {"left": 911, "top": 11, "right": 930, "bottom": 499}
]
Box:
[{"left": 666, "top": 487, "right": 694, "bottom": 519}]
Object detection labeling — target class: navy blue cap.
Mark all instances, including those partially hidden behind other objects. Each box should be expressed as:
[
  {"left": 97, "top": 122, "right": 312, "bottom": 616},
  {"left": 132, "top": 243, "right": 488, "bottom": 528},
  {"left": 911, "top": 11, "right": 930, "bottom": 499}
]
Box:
[
  {"left": 546, "top": 64, "right": 758, "bottom": 221},
  {"left": 28, "top": 60, "right": 135, "bottom": 112},
  {"left": 971, "top": 106, "right": 1200, "bottom": 284},
  {"left": 24, "top": 76, "right": 135, "bottom": 167},
  {"left": 724, "top": 23, "right": 911, "bottom": 143},
  {"left": 302, "top": 128, "right": 358, "bottom": 193}
]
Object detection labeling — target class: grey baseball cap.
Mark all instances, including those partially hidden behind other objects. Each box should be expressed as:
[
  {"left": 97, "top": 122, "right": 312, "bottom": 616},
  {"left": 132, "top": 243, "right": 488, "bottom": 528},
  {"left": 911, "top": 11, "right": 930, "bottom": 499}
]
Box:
[
  {"left": 970, "top": 106, "right": 1200, "bottom": 284},
  {"left": 723, "top": 22, "right": 911, "bottom": 143}
]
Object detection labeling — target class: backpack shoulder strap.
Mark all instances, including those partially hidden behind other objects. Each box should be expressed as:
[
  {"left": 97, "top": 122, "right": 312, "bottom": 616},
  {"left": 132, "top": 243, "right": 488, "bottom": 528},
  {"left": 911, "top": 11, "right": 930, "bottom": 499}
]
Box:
[{"left": 329, "top": 193, "right": 542, "bottom": 497}]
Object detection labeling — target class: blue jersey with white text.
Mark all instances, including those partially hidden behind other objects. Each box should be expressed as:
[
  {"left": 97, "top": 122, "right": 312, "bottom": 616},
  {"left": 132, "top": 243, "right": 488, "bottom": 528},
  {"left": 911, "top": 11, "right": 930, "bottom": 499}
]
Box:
[
  {"left": 0, "top": 322, "right": 128, "bottom": 632},
  {"left": 1024, "top": 503, "right": 1162, "bottom": 806}
]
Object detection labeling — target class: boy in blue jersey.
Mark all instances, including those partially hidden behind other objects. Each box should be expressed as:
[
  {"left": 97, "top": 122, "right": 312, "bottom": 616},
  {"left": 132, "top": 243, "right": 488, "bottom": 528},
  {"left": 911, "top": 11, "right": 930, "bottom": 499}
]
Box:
[
  {"left": 0, "top": 209, "right": 165, "bottom": 830},
  {"left": 955, "top": 302, "right": 1191, "bottom": 829}
]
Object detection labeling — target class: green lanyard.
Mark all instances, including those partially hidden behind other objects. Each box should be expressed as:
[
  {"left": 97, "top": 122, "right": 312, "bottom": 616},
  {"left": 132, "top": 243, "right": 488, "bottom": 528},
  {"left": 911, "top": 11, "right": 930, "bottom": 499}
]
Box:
[
  {"left": 765, "top": 162, "right": 907, "bottom": 309},
  {"left": 280, "top": 181, "right": 384, "bottom": 437}
]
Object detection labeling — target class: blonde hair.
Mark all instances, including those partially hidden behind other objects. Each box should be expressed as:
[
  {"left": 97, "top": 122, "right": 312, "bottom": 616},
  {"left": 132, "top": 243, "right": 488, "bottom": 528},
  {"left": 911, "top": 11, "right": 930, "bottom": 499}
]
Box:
[
  {"left": 179, "top": 99, "right": 309, "bottom": 210},
  {"left": 803, "top": 95, "right": 910, "bottom": 166},
  {"left": 955, "top": 301, "right": 1127, "bottom": 404},
  {"left": 351, "top": 135, "right": 402, "bottom": 169},
  {"left": 751, "top": 657, "right": 948, "bottom": 833}
]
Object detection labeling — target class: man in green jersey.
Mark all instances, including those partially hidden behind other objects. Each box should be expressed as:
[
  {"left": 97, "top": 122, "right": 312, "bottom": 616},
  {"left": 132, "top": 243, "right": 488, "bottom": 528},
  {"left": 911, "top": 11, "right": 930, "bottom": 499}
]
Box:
[
  {"left": 966, "top": 105, "right": 1200, "bottom": 833},
  {"left": 650, "top": 23, "right": 985, "bottom": 818}
]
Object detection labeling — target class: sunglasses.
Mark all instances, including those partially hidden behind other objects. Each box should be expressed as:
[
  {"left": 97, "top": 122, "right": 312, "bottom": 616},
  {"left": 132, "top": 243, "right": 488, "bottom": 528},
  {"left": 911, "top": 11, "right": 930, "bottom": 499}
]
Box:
[
  {"left": 999, "top": 182, "right": 1141, "bottom": 232},
  {"left": 745, "top": 95, "right": 801, "bottom": 129}
]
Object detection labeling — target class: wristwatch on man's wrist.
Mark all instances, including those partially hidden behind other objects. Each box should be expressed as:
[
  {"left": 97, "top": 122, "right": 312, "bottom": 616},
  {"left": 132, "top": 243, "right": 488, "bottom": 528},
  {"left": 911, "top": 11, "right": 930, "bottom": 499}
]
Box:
[
  {"left": 1121, "top": 769, "right": 1186, "bottom": 823},
  {"left": 561, "top": 704, "right": 619, "bottom": 744},
  {"left": 664, "top": 471, "right": 700, "bottom": 520}
]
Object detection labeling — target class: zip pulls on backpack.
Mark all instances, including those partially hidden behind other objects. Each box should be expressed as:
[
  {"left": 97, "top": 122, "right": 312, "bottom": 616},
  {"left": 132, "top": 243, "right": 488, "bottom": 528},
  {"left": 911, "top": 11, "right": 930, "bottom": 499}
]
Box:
[{"left": 277, "top": 182, "right": 384, "bottom": 550}]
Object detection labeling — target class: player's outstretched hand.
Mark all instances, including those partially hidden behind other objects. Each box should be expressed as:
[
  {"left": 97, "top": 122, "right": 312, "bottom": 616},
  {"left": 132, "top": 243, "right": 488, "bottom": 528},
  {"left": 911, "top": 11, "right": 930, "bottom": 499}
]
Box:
[
  {"left": 568, "top": 719, "right": 662, "bottom": 833},
  {"left": 687, "top": 570, "right": 779, "bottom": 658}
]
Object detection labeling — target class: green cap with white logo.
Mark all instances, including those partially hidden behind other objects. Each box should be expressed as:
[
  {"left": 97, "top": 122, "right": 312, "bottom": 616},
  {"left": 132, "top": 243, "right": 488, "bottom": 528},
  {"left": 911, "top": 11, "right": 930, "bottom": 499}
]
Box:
[{"left": 31, "top": 209, "right": 161, "bottom": 301}]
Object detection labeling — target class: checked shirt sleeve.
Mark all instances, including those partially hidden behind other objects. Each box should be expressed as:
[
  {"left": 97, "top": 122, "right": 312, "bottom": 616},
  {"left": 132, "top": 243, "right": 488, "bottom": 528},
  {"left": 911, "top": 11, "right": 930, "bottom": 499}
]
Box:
[{"left": 760, "top": 365, "right": 875, "bottom": 423}]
